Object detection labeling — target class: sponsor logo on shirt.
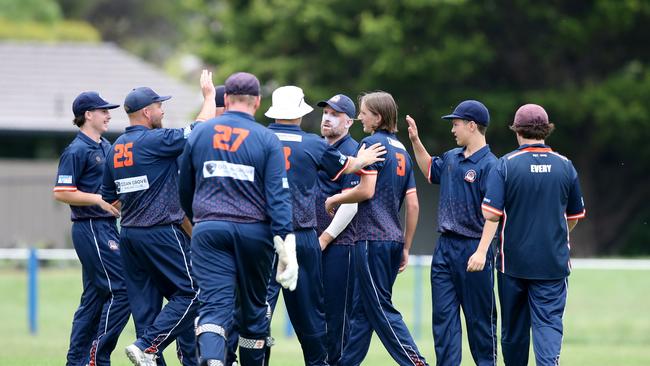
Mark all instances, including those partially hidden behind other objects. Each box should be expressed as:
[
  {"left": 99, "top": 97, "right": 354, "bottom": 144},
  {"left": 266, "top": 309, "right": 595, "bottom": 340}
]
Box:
[
  {"left": 203, "top": 160, "right": 255, "bottom": 182},
  {"left": 530, "top": 164, "right": 552, "bottom": 173},
  {"left": 338, "top": 152, "right": 347, "bottom": 165},
  {"left": 275, "top": 133, "right": 303, "bottom": 142},
  {"left": 115, "top": 175, "right": 150, "bottom": 194},
  {"left": 282, "top": 177, "right": 289, "bottom": 188},
  {"left": 57, "top": 175, "right": 73, "bottom": 184},
  {"left": 464, "top": 169, "right": 477, "bottom": 183}
]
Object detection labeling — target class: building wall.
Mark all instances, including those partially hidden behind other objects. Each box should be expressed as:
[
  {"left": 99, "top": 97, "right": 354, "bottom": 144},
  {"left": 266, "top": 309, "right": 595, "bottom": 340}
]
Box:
[{"left": 0, "top": 159, "right": 71, "bottom": 248}]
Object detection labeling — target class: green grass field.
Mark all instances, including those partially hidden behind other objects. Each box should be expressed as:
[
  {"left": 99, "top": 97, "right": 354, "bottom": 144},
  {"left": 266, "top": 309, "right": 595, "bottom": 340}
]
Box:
[{"left": 1, "top": 266, "right": 649, "bottom": 365}]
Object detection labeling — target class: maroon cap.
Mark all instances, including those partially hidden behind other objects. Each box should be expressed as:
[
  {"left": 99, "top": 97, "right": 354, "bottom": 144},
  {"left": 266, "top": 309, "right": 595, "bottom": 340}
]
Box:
[
  {"left": 225, "top": 72, "right": 260, "bottom": 96},
  {"left": 513, "top": 104, "right": 549, "bottom": 127}
]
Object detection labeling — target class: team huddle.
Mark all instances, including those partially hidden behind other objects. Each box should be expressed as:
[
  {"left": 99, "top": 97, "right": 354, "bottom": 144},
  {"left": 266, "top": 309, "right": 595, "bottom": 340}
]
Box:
[{"left": 53, "top": 70, "right": 586, "bottom": 366}]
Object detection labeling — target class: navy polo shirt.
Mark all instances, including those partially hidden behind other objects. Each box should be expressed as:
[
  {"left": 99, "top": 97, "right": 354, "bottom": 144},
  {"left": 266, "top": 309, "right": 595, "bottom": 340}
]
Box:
[
  {"left": 268, "top": 123, "right": 351, "bottom": 230},
  {"left": 102, "top": 124, "right": 191, "bottom": 227},
  {"left": 481, "top": 144, "right": 586, "bottom": 280},
  {"left": 178, "top": 111, "right": 293, "bottom": 238},
  {"left": 356, "top": 130, "right": 417, "bottom": 242},
  {"left": 54, "top": 131, "right": 115, "bottom": 221},
  {"left": 316, "top": 134, "right": 360, "bottom": 245},
  {"left": 428, "top": 145, "right": 497, "bottom": 238}
]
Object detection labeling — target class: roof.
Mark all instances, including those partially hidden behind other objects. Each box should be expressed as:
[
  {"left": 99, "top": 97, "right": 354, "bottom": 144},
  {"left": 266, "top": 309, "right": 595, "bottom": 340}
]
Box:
[{"left": 0, "top": 41, "right": 202, "bottom": 132}]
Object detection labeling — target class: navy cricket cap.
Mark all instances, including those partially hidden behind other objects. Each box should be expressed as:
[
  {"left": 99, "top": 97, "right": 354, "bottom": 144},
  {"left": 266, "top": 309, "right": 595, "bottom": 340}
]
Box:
[
  {"left": 124, "top": 87, "right": 172, "bottom": 113},
  {"left": 442, "top": 100, "right": 490, "bottom": 126},
  {"left": 317, "top": 94, "right": 356, "bottom": 119},
  {"left": 225, "top": 72, "right": 260, "bottom": 96},
  {"left": 215, "top": 85, "right": 226, "bottom": 107},
  {"left": 72, "top": 91, "right": 119, "bottom": 117}
]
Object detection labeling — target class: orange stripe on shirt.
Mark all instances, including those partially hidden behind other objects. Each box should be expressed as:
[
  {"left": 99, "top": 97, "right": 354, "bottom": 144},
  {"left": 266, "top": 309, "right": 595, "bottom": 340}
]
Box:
[
  {"left": 481, "top": 203, "right": 503, "bottom": 216},
  {"left": 566, "top": 210, "right": 586, "bottom": 220},
  {"left": 53, "top": 186, "right": 78, "bottom": 192},
  {"left": 357, "top": 168, "right": 378, "bottom": 176},
  {"left": 331, "top": 158, "right": 351, "bottom": 181}
]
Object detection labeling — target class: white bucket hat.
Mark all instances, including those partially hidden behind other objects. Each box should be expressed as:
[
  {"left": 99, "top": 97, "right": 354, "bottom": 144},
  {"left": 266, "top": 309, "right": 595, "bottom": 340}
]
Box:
[{"left": 265, "top": 86, "right": 314, "bottom": 119}]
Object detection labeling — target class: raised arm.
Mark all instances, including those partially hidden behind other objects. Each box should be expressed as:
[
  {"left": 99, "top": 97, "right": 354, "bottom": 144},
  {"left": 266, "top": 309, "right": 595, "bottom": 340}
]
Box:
[
  {"left": 194, "top": 69, "right": 217, "bottom": 122},
  {"left": 405, "top": 115, "right": 433, "bottom": 178}
]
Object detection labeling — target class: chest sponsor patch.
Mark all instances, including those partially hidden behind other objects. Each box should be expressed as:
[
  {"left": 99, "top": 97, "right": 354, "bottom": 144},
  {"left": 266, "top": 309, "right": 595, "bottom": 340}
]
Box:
[
  {"left": 203, "top": 160, "right": 255, "bottom": 182},
  {"left": 57, "top": 175, "right": 73, "bottom": 184},
  {"left": 115, "top": 175, "right": 149, "bottom": 194},
  {"left": 464, "top": 169, "right": 477, "bottom": 183},
  {"left": 275, "top": 133, "right": 303, "bottom": 142}
]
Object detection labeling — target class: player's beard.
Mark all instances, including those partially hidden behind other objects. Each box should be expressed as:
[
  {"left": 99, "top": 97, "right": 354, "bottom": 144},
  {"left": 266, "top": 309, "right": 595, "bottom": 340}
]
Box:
[
  {"left": 321, "top": 115, "right": 343, "bottom": 139},
  {"left": 151, "top": 116, "right": 163, "bottom": 129}
]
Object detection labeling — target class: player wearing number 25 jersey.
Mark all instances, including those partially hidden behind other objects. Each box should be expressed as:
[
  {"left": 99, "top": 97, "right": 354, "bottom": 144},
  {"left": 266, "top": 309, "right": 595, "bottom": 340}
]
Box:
[{"left": 103, "top": 72, "right": 217, "bottom": 366}]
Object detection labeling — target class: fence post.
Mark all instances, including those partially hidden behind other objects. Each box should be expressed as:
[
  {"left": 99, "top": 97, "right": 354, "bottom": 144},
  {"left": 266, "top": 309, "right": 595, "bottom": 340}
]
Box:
[
  {"left": 28, "top": 247, "right": 38, "bottom": 335},
  {"left": 284, "top": 307, "right": 294, "bottom": 337},
  {"left": 413, "top": 256, "right": 422, "bottom": 339}
]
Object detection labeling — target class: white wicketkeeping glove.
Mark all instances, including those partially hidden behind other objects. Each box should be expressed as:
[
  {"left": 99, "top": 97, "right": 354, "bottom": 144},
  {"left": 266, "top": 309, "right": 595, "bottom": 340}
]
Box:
[{"left": 273, "top": 233, "right": 299, "bottom": 291}]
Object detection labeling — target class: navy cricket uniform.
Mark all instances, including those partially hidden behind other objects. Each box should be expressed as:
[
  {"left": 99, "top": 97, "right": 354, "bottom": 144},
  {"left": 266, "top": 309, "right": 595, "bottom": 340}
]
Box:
[
  {"left": 265, "top": 123, "right": 352, "bottom": 366},
  {"left": 481, "top": 144, "right": 585, "bottom": 366},
  {"left": 178, "top": 111, "right": 293, "bottom": 366},
  {"left": 54, "top": 132, "right": 130, "bottom": 366},
  {"left": 428, "top": 145, "right": 498, "bottom": 366},
  {"left": 315, "top": 134, "right": 359, "bottom": 365},
  {"left": 339, "top": 130, "right": 428, "bottom": 366},
  {"left": 102, "top": 125, "right": 198, "bottom": 366}
]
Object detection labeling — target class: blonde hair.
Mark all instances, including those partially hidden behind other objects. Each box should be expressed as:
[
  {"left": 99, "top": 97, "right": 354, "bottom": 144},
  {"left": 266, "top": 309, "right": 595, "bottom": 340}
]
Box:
[
  {"left": 226, "top": 94, "right": 258, "bottom": 107},
  {"left": 359, "top": 91, "right": 398, "bottom": 133}
]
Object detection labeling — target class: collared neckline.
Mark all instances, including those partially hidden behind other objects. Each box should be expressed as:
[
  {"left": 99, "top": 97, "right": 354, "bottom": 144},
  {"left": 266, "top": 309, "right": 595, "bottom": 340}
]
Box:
[
  {"left": 223, "top": 110, "right": 256, "bottom": 121},
  {"left": 268, "top": 123, "right": 302, "bottom": 132},
  {"left": 517, "top": 143, "right": 551, "bottom": 152},
  {"left": 456, "top": 144, "right": 492, "bottom": 163},
  {"left": 76, "top": 131, "right": 102, "bottom": 147},
  {"left": 125, "top": 125, "right": 150, "bottom": 133},
  {"left": 332, "top": 134, "right": 352, "bottom": 148}
]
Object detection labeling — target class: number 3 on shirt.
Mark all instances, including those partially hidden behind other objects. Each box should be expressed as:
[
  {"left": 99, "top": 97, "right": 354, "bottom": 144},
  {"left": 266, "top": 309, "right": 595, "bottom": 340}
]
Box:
[
  {"left": 114, "top": 142, "right": 134, "bottom": 168},
  {"left": 396, "top": 152, "right": 406, "bottom": 176},
  {"left": 213, "top": 125, "right": 250, "bottom": 152}
]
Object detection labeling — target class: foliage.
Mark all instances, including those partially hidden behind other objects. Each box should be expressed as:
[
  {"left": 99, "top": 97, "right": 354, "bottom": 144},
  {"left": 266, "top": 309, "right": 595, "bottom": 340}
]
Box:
[{"left": 195, "top": 0, "right": 650, "bottom": 254}]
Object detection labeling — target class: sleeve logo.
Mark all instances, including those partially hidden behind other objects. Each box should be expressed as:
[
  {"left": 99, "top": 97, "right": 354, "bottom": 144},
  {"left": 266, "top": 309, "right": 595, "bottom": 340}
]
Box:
[{"left": 57, "top": 175, "right": 73, "bottom": 184}]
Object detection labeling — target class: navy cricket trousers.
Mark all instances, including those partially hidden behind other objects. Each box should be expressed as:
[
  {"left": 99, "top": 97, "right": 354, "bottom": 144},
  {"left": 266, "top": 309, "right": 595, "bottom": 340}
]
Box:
[
  {"left": 322, "top": 243, "right": 355, "bottom": 365},
  {"left": 431, "top": 233, "right": 497, "bottom": 366},
  {"left": 120, "top": 224, "right": 199, "bottom": 366},
  {"left": 340, "top": 240, "right": 428, "bottom": 366},
  {"left": 498, "top": 272, "right": 568, "bottom": 366},
  {"left": 67, "top": 218, "right": 130, "bottom": 366},
  {"left": 267, "top": 229, "right": 328, "bottom": 366},
  {"left": 191, "top": 221, "right": 276, "bottom": 366}
]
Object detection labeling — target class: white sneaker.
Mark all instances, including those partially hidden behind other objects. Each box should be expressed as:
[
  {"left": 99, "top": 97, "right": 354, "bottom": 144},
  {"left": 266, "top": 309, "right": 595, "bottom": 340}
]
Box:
[{"left": 125, "top": 344, "right": 157, "bottom": 366}]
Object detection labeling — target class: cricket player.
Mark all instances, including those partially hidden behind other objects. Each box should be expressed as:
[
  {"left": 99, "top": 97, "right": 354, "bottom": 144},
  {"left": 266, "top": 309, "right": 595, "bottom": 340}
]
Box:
[
  {"left": 326, "top": 91, "right": 428, "bottom": 366},
  {"left": 467, "top": 104, "right": 586, "bottom": 366},
  {"left": 264, "top": 86, "right": 386, "bottom": 366},
  {"left": 315, "top": 93, "right": 360, "bottom": 365},
  {"left": 102, "top": 70, "right": 217, "bottom": 366},
  {"left": 54, "top": 91, "right": 130, "bottom": 366},
  {"left": 178, "top": 72, "right": 298, "bottom": 366},
  {"left": 406, "top": 100, "right": 498, "bottom": 366}
]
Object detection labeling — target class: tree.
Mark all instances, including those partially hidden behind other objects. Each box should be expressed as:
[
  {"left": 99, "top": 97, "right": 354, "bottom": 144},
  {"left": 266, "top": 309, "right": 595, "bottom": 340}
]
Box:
[{"left": 195, "top": 0, "right": 650, "bottom": 255}]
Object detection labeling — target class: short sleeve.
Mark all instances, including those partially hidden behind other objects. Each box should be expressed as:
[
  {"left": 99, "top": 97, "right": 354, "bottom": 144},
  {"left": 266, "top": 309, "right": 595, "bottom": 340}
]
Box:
[
  {"left": 319, "top": 142, "right": 350, "bottom": 181},
  {"left": 481, "top": 158, "right": 506, "bottom": 216},
  {"left": 566, "top": 166, "right": 586, "bottom": 219},
  {"left": 405, "top": 169, "right": 417, "bottom": 196},
  {"left": 53, "top": 149, "right": 81, "bottom": 192},
  {"left": 156, "top": 128, "right": 189, "bottom": 157},
  {"left": 356, "top": 137, "right": 384, "bottom": 175},
  {"left": 428, "top": 154, "right": 445, "bottom": 184}
]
